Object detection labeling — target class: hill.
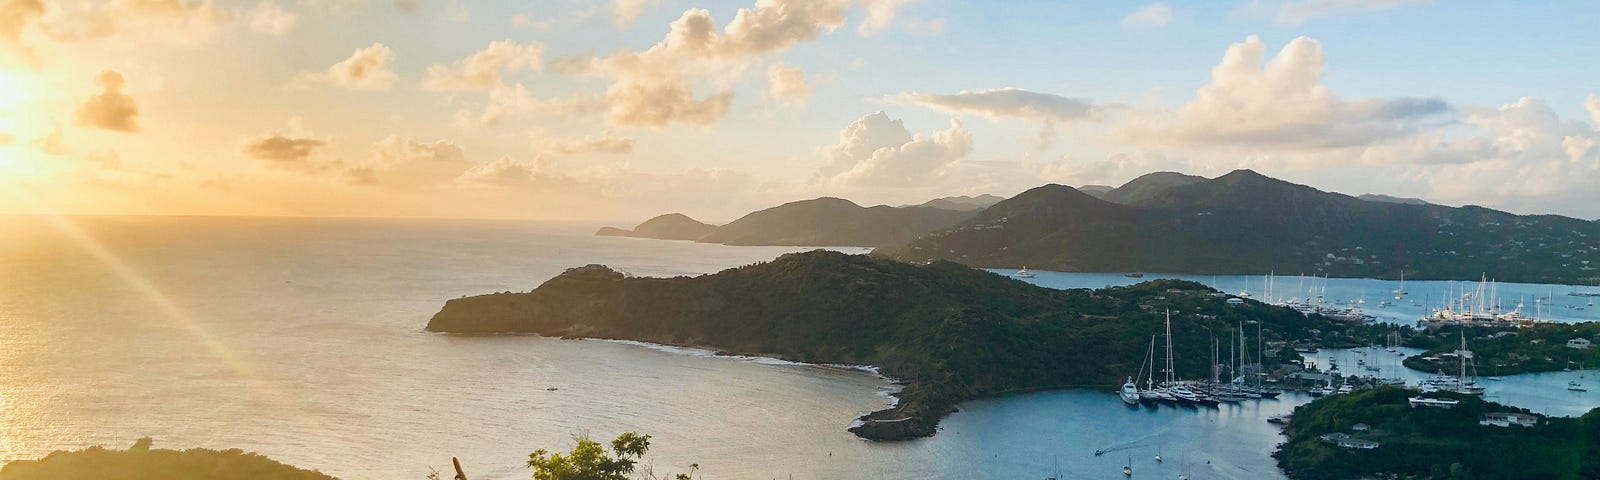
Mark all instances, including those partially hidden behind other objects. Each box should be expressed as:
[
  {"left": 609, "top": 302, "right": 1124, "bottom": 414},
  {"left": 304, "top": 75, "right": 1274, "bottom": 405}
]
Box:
[
  {"left": 883, "top": 169, "right": 1600, "bottom": 284},
  {"left": 428, "top": 251, "right": 1334, "bottom": 441},
  {"left": 1092, "top": 171, "right": 1208, "bottom": 205},
  {"left": 908, "top": 194, "right": 1007, "bottom": 212},
  {"left": 595, "top": 213, "right": 717, "bottom": 241},
  {"left": 1359, "top": 193, "right": 1431, "bottom": 206},
  {"left": 1274, "top": 387, "right": 1600, "bottom": 479},
  {"left": 695, "top": 197, "right": 974, "bottom": 247},
  {"left": 0, "top": 438, "right": 338, "bottom": 480}
]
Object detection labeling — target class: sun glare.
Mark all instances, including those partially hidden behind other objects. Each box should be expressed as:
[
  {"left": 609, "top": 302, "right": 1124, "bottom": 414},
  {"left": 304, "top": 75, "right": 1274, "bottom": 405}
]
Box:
[{"left": 0, "top": 69, "right": 23, "bottom": 110}]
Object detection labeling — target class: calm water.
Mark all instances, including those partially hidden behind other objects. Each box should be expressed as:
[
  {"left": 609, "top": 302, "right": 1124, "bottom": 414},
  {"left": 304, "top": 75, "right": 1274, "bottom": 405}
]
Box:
[{"left": 0, "top": 216, "right": 1594, "bottom": 480}]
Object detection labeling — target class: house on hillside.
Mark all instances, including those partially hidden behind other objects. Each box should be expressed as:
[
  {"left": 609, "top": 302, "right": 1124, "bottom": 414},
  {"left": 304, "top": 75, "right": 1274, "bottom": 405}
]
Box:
[
  {"left": 1568, "top": 338, "right": 1592, "bottom": 350},
  {"left": 1320, "top": 433, "right": 1380, "bottom": 450},
  {"left": 1479, "top": 412, "right": 1538, "bottom": 427}
]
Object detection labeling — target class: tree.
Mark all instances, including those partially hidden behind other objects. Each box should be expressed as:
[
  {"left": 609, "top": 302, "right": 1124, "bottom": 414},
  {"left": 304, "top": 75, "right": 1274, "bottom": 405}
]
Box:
[{"left": 526, "top": 432, "right": 697, "bottom": 480}]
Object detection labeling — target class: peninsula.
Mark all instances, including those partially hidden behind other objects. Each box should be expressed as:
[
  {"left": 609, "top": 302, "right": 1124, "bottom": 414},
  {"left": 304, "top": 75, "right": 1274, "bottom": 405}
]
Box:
[{"left": 428, "top": 250, "right": 1333, "bottom": 440}]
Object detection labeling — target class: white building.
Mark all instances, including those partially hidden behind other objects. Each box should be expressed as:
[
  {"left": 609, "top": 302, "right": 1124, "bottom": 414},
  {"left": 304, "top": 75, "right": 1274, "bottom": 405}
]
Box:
[
  {"left": 1479, "top": 412, "right": 1538, "bottom": 427},
  {"left": 1568, "top": 338, "right": 1592, "bottom": 350},
  {"left": 1320, "top": 432, "right": 1381, "bottom": 450}
]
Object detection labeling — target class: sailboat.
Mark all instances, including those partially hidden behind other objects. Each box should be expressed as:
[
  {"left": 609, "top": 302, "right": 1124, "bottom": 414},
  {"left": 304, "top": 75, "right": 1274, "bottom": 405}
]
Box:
[{"left": 1393, "top": 271, "right": 1407, "bottom": 300}]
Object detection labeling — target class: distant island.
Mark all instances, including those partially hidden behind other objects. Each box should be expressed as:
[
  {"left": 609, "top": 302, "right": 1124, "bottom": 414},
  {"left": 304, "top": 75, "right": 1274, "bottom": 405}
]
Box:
[
  {"left": 0, "top": 438, "right": 338, "bottom": 480},
  {"left": 597, "top": 196, "right": 983, "bottom": 247},
  {"left": 595, "top": 213, "right": 717, "bottom": 241},
  {"left": 1403, "top": 323, "right": 1600, "bottom": 376},
  {"left": 883, "top": 169, "right": 1600, "bottom": 285},
  {"left": 1274, "top": 387, "right": 1600, "bottom": 479},
  {"left": 428, "top": 251, "right": 1340, "bottom": 441}
]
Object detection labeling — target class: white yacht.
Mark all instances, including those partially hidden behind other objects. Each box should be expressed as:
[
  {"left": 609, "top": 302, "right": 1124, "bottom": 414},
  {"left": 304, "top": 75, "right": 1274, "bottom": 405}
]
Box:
[{"left": 1014, "top": 267, "right": 1035, "bottom": 278}]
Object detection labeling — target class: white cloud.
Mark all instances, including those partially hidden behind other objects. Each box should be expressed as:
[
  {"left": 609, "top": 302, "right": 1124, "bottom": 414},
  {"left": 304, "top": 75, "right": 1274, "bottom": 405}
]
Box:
[
  {"left": 364, "top": 136, "right": 471, "bottom": 188},
  {"left": 610, "top": 0, "right": 662, "bottom": 28},
  {"left": 248, "top": 0, "right": 296, "bottom": 36},
  {"left": 41, "top": 0, "right": 231, "bottom": 44},
  {"left": 1122, "top": 4, "right": 1173, "bottom": 29},
  {"left": 857, "top": 0, "right": 911, "bottom": 36},
  {"left": 543, "top": 131, "right": 636, "bottom": 155},
  {"left": 766, "top": 62, "right": 809, "bottom": 103},
  {"left": 897, "top": 88, "right": 1098, "bottom": 123},
  {"left": 293, "top": 43, "right": 399, "bottom": 91},
  {"left": 464, "top": 85, "right": 603, "bottom": 128},
  {"left": 1242, "top": 0, "right": 1432, "bottom": 26},
  {"left": 556, "top": 0, "right": 850, "bottom": 127},
  {"left": 1586, "top": 94, "right": 1600, "bottom": 131},
  {"left": 817, "top": 111, "right": 973, "bottom": 187},
  {"left": 456, "top": 155, "right": 548, "bottom": 187},
  {"left": 1119, "top": 35, "right": 1448, "bottom": 152},
  {"left": 76, "top": 70, "right": 141, "bottom": 133},
  {"left": 422, "top": 39, "right": 543, "bottom": 91}
]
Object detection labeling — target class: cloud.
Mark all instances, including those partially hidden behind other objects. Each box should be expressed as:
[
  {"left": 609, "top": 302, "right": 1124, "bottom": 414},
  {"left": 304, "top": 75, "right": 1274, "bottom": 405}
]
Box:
[
  {"left": 766, "top": 62, "right": 809, "bottom": 103},
  {"left": 242, "top": 119, "right": 329, "bottom": 171},
  {"left": 898, "top": 88, "right": 1098, "bottom": 123},
  {"left": 422, "top": 39, "right": 543, "bottom": 91},
  {"left": 610, "top": 0, "right": 661, "bottom": 28},
  {"left": 34, "top": 127, "right": 65, "bottom": 155},
  {"left": 456, "top": 155, "right": 549, "bottom": 187},
  {"left": 1122, "top": 4, "right": 1173, "bottom": 28},
  {"left": 295, "top": 42, "right": 398, "bottom": 91},
  {"left": 556, "top": 0, "right": 850, "bottom": 127},
  {"left": 0, "top": 131, "right": 12, "bottom": 146},
  {"left": 76, "top": 70, "right": 142, "bottom": 132},
  {"left": 1041, "top": 150, "right": 1169, "bottom": 186},
  {"left": 465, "top": 84, "right": 604, "bottom": 128},
  {"left": 857, "top": 0, "right": 911, "bottom": 36},
  {"left": 817, "top": 111, "right": 973, "bottom": 187},
  {"left": 1242, "top": 0, "right": 1432, "bottom": 25},
  {"left": 1119, "top": 35, "right": 1449, "bottom": 151},
  {"left": 247, "top": 0, "right": 296, "bottom": 36},
  {"left": 544, "top": 131, "right": 635, "bottom": 155},
  {"left": 41, "top": 0, "right": 230, "bottom": 44},
  {"left": 0, "top": 0, "right": 44, "bottom": 67},
  {"left": 1410, "top": 97, "right": 1600, "bottom": 209},
  {"left": 1587, "top": 94, "right": 1600, "bottom": 131},
  {"left": 363, "top": 136, "right": 472, "bottom": 188},
  {"left": 394, "top": 0, "right": 418, "bottom": 13}
]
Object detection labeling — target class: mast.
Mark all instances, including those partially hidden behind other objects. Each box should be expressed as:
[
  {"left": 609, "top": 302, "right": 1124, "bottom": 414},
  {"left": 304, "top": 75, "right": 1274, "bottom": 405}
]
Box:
[
  {"left": 1146, "top": 335, "right": 1156, "bottom": 390},
  {"left": 1164, "top": 310, "right": 1175, "bottom": 385}
]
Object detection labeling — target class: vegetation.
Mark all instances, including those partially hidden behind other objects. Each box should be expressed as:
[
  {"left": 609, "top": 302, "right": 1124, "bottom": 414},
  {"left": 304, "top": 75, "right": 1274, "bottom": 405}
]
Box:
[
  {"left": 883, "top": 169, "right": 1600, "bottom": 285},
  {"left": 694, "top": 197, "right": 975, "bottom": 247},
  {"left": 1403, "top": 323, "right": 1600, "bottom": 376},
  {"left": 595, "top": 214, "right": 717, "bottom": 241},
  {"left": 0, "top": 438, "right": 337, "bottom": 480},
  {"left": 1275, "top": 387, "right": 1600, "bottom": 479},
  {"left": 525, "top": 432, "right": 698, "bottom": 480},
  {"left": 428, "top": 250, "right": 1349, "bottom": 440}
]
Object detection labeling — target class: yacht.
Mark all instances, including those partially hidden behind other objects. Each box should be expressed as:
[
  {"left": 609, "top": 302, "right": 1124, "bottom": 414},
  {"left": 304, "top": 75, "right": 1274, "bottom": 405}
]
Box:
[
  {"left": 1119, "top": 377, "right": 1141, "bottom": 406},
  {"left": 1569, "top": 380, "right": 1586, "bottom": 392},
  {"left": 1014, "top": 267, "right": 1034, "bottom": 278}
]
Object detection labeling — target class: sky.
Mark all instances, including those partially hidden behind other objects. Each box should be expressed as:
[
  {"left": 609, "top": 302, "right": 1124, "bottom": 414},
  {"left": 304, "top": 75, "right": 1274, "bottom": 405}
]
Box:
[{"left": 1, "top": 0, "right": 1598, "bottom": 222}]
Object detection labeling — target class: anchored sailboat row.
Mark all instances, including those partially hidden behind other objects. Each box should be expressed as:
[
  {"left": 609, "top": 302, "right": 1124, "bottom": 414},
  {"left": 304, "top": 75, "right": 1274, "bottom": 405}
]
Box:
[{"left": 1121, "top": 311, "right": 1280, "bottom": 409}]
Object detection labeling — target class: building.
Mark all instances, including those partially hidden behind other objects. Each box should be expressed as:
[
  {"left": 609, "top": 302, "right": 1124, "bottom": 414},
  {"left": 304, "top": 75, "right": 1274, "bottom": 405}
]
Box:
[
  {"left": 1568, "top": 338, "right": 1592, "bottom": 350},
  {"left": 1479, "top": 412, "right": 1539, "bottom": 427},
  {"left": 1320, "top": 433, "right": 1381, "bottom": 450},
  {"left": 1351, "top": 423, "right": 1371, "bottom": 432},
  {"left": 1226, "top": 297, "right": 1245, "bottom": 306}
]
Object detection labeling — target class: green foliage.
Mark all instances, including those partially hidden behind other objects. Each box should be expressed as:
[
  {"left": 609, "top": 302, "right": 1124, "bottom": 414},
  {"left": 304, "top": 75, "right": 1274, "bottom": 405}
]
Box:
[
  {"left": 429, "top": 251, "right": 1356, "bottom": 440},
  {"left": 0, "top": 438, "right": 337, "bottom": 480},
  {"left": 884, "top": 170, "right": 1600, "bottom": 284},
  {"left": 1403, "top": 324, "right": 1600, "bottom": 376},
  {"left": 1275, "top": 387, "right": 1597, "bottom": 479},
  {"left": 525, "top": 432, "right": 696, "bottom": 480}
]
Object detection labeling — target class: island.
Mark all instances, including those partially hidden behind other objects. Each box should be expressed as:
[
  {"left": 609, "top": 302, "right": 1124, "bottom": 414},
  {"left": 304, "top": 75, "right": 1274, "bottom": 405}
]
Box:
[
  {"left": 882, "top": 169, "right": 1600, "bottom": 285},
  {"left": 1274, "top": 387, "right": 1600, "bottom": 479},
  {"left": 0, "top": 438, "right": 338, "bottom": 480},
  {"left": 1403, "top": 323, "right": 1600, "bottom": 376},
  {"left": 427, "top": 250, "right": 1339, "bottom": 441},
  {"left": 595, "top": 213, "right": 718, "bottom": 241}
]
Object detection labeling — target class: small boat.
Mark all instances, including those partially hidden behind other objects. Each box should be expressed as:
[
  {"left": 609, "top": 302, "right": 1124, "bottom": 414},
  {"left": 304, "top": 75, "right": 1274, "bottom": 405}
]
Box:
[
  {"left": 1125, "top": 273, "right": 1145, "bottom": 278},
  {"left": 1014, "top": 267, "right": 1035, "bottom": 278},
  {"left": 1570, "top": 380, "right": 1587, "bottom": 392},
  {"left": 1266, "top": 414, "right": 1290, "bottom": 425},
  {"left": 1094, "top": 449, "right": 1105, "bottom": 456}
]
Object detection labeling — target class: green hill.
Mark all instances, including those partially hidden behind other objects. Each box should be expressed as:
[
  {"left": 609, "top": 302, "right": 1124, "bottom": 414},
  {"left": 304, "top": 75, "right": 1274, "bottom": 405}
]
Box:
[
  {"left": 1275, "top": 387, "right": 1600, "bottom": 479},
  {"left": 428, "top": 250, "right": 1332, "bottom": 441},
  {"left": 595, "top": 213, "right": 717, "bottom": 241},
  {"left": 885, "top": 170, "right": 1600, "bottom": 284},
  {"left": 695, "top": 197, "right": 974, "bottom": 247}
]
